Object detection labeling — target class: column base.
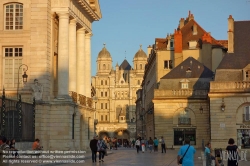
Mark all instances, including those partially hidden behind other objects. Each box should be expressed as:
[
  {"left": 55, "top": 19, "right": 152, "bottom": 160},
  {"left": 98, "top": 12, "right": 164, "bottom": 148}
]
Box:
[{"left": 56, "top": 95, "right": 73, "bottom": 101}]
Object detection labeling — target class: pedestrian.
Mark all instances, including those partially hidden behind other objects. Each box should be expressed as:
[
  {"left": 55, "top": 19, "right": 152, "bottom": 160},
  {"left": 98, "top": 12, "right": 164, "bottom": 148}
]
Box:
[
  {"left": 0, "top": 135, "right": 10, "bottom": 166},
  {"left": 135, "top": 138, "right": 140, "bottom": 153},
  {"left": 177, "top": 138, "right": 196, "bottom": 166},
  {"left": 205, "top": 142, "right": 219, "bottom": 166},
  {"left": 89, "top": 136, "right": 98, "bottom": 163},
  {"left": 141, "top": 138, "right": 145, "bottom": 153},
  {"left": 132, "top": 139, "right": 135, "bottom": 148},
  {"left": 148, "top": 137, "right": 153, "bottom": 153},
  {"left": 226, "top": 138, "right": 239, "bottom": 166},
  {"left": 97, "top": 136, "right": 107, "bottom": 162},
  {"left": 153, "top": 137, "right": 159, "bottom": 152},
  {"left": 161, "top": 136, "right": 166, "bottom": 153}
]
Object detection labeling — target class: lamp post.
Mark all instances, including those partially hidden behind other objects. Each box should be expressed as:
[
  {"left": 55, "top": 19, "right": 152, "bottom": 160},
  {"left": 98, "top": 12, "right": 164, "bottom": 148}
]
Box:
[{"left": 17, "top": 64, "right": 28, "bottom": 99}]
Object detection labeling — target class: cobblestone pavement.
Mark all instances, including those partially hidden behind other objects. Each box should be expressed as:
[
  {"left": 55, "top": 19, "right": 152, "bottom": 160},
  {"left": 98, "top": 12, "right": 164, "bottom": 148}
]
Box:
[{"left": 6, "top": 147, "right": 250, "bottom": 166}]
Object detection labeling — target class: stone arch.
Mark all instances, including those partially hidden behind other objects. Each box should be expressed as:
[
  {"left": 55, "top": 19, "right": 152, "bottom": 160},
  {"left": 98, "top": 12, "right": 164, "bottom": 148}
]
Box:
[
  {"left": 236, "top": 102, "right": 250, "bottom": 123},
  {"left": 113, "top": 128, "right": 130, "bottom": 146},
  {"left": 98, "top": 130, "right": 110, "bottom": 139},
  {"left": 173, "top": 107, "right": 196, "bottom": 126}
]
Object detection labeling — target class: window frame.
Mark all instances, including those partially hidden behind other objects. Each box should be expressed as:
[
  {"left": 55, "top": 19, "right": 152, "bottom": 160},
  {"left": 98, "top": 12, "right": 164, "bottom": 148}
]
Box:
[
  {"left": 181, "top": 83, "right": 189, "bottom": 89},
  {"left": 3, "top": 46, "right": 23, "bottom": 88},
  {"left": 245, "top": 106, "right": 250, "bottom": 121},
  {"left": 4, "top": 3, "right": 23, "bottom": 30},
  {"left": 164, "top": 60, "right": 173, "bottom": 69}
]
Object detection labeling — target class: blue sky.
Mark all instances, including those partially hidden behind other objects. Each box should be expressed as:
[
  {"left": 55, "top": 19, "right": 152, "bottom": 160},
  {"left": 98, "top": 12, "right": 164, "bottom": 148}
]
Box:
[{"left": 91, "top": 0, "right": 250, "bottom": 76}]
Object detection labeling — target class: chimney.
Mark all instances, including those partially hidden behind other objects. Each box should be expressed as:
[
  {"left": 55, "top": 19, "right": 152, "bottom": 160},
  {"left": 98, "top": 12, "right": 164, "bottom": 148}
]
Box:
[
  {"left": 202, "top": 32, "right": 212, "bottom": 43},
  {"left": 189, "top": 13, "right": 194, "bottom": 21},
  {"left": 147, "top": 45, "right": 152, "bottom": 57},
  {"left": 193, "top": 23, "right": 197, "bottom": 35},
  {"left": 228, "top": 15, "right": 234, "bottom": 53},
  {"left": 174, "top": 29, "right": 182, "bottom": 53},
  {"left": 179, "top": 18, "right": 185, "bottom": 29}
]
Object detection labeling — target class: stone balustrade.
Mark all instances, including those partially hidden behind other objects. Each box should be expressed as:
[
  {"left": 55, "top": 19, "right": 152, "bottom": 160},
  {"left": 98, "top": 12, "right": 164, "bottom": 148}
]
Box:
[
  {"left": 210, "top": 81, "right": 250, "bottom": 92},
  {"left": 69, "top": 91, "right": 93, "bottom": 108},
  {"left": 154, "top": 89, "right": 208, "bottom": 98}
]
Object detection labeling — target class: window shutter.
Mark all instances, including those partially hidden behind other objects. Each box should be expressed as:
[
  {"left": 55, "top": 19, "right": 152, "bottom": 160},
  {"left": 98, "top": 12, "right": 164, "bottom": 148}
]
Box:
[{"left": 245, "top": 106, "right": 250, "bottom": 121}]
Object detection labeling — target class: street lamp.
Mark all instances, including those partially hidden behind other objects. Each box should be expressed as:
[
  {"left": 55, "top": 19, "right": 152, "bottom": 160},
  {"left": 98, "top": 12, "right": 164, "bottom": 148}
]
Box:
[{"left": 17, "top": 64, "right": 28, "bottom": 98}]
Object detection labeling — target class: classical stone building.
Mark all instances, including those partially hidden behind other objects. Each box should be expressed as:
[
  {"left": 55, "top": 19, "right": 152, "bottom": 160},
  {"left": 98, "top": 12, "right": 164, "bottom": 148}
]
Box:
[
  {"left": 0, "top": 0, "right": 102, "bottom": 151},
  {"left": 92, "top": 45, "right": 147, "bottom": 145},
  {"left": 138, "top": 11, "right": 227, "bottom": 141},
  {"left": 209, "top": 16, "right": 250, "bottom": 149}
]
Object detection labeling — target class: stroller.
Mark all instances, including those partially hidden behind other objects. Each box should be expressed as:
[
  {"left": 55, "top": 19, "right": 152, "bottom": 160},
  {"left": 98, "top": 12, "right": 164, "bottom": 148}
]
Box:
[{"left": 214, "top": 148, "right": 224, "bottom": 166}]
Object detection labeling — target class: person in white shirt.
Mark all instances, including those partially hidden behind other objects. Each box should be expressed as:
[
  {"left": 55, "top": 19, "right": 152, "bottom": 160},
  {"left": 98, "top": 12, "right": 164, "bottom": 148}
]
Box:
[{"left": 135, "top": 138, "right": 141, "bottom": 153}]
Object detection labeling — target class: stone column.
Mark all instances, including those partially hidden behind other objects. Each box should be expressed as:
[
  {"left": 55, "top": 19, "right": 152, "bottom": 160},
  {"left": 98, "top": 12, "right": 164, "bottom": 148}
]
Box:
[
  {"left": 57, "top": 13, "right": 69, "bottom": 99},
  {"left": 69, "top": 19, "right": 77, "bottom": 92},
  {"left": 85, "top": 32, "right": 92, "bottom": 97},
  {"left": 76, "top": 28, "right": 86, "bottom": 95}
]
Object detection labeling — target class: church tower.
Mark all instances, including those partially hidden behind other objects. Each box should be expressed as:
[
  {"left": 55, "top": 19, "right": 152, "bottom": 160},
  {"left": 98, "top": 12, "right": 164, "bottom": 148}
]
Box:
[{"left": 97, "top": 44, "right": 112, "bottom": 75}]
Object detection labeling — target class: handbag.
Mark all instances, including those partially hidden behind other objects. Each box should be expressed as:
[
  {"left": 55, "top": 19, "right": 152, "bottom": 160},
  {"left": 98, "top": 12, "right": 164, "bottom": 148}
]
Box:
[{"left": 179, "top": 145, "right": 190, "bottom": 164}]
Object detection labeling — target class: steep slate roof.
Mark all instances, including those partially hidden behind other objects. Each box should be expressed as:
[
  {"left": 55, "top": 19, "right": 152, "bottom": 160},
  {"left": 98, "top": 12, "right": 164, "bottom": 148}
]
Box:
[
  {"left": 119, "top": 59, "right": 132, "bottom": 70},
  {"left": 217, "top": 21, "right": 250, "bottom": 69},
  {"left": 161, "top": 57, "right": 214, "bottom": 79},
  {"left": 180, "top": 19, "right": 222, "bottom": 49}
]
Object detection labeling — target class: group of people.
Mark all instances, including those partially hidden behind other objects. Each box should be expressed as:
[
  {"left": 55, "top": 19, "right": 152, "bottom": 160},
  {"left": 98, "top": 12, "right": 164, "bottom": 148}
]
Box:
[
  {"left": 0, "top": 136, "right": 18, "bottom": 158},
  {"left": 177, "top": 138, "right": 240, "bottom": 166},
  {"left": 134, "top": 136, "right": 166, "bottom": 153},
  {"left": 90, "top": 135, "right": 110, "bottom": 163}
]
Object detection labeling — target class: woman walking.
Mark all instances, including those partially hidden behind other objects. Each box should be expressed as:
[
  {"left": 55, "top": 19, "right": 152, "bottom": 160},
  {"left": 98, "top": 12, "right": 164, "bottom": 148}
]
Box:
[
  {"left": 226, "top": 138, "right": 239, "bottom": 166},
  {"left": 135, "top": 138, "right": 140, "bottom": 153},
  {"left": 97, "top": 137, "right": 107, "bottom": 162}
]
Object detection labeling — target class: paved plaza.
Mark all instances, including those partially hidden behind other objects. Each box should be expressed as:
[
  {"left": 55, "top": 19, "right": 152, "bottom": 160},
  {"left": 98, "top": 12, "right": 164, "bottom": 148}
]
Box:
[{"left": 7, "top": 147, "right": 250, "bottom": 166}]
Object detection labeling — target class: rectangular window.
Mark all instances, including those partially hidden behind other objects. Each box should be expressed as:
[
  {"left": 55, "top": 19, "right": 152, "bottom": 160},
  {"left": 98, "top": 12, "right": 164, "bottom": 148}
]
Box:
[
  {"left": 105, "top": 115, "right": 108, "bottom": 121},
  {"left": 101, "top": 115, "right": 103, "bottom": 121},
  {"left": 5, "top": 3, "right": 23, "bottom": 30},
  {"left": 245, "top": 106, "right": 250, "bottom": 121},
  {"left": 170, "top": 41, "right": 174, "bottom": 48},
  {"left": 101, "top": 80, "right": 103, "bottom": 85},
  {"left": 101, "top": 103, "right": 103, "bottom": 109},
  {"left": 164, "top": 60, "right": 173, "bottom": 69},
  {"left": 3, "top": 47, "right": 23, "bottom": 88},
  {"left": 105, "top": 92, "right": 107, "bottom": 97},
  {"left": 101, "top": 92, "right": 103, "bottom": 97},
  {"left": 246, "top": 71, "right": 249, "bottom": 80},
  {"left": 105, "top": 103, "right": 108, "bottom": 109},
  {"left": 181, "top": 83, "right": 188, "bottom": 89},
  {"left": 105, "top": 80, "right": 107, "bottom": 85}
]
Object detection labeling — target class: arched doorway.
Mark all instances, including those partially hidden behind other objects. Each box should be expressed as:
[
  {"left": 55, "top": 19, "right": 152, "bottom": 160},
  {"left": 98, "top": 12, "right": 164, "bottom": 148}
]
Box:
[
  {"left": 114, "top": 128, "right": 130, "bottom": 147},
  {"left": 98, "top": 131, "right": 109, "bottom": 139}
]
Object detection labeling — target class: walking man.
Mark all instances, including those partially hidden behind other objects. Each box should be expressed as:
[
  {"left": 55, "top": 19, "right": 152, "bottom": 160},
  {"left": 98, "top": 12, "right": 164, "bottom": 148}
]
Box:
[
  {"left": 161, "top": 136, "right": 166, "bottom": 153},
  {"left": 177, "top": 138, "right": 196, "bottom": 166},
  {"left": 89, "top": 136, "right": 98, "bottom": 163},
  {"left": 135, "top": 138, "right": 140, "bottom": 153}
]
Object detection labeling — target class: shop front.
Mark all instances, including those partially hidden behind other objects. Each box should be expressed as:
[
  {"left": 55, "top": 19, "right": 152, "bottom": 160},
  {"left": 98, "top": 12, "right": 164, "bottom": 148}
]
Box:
[
  {"left": 237, "top": 125, "right": 250, "bottom": 149},
  {"left": 174, "top": 128, "right": 196, "bottom": 146}
]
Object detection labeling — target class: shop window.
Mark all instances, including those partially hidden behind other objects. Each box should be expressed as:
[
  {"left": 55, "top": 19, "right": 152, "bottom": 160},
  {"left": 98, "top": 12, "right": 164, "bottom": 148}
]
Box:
[
  {"left": 174, "top": 128, "right": 196, "bottom": 145},
  {"left": 237, "top": 130, "right": 250, "bottom": 148}
]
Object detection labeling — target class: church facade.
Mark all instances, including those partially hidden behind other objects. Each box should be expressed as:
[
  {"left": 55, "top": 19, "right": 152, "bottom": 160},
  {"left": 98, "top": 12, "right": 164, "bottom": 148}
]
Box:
[
  {"left": 0, "top": 0, "right": 102, "bottom": 151},
  {"left": 92, "top": 45, "right": 147, "bottom": 145}
]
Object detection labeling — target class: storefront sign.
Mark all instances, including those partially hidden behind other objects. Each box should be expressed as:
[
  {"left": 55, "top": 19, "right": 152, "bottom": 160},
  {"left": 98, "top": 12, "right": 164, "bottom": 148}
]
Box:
[{"left": 240, "top": 125, "right": 250, "bottom": 128}]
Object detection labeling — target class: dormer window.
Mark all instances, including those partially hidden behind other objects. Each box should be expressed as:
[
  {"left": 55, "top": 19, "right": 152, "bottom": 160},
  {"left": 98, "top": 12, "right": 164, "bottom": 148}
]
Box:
[
  {"left": 189, "top": 41, "right": 197, "bottom": 49},
  {"left": 246, "top": 71, "right": 250, "bottom": 80},
  {"left": 180, "top": 79, "right": 190, "bottom": 89},
  {"left": 167, "top": 39, "right": 174, "bottom": 50}
]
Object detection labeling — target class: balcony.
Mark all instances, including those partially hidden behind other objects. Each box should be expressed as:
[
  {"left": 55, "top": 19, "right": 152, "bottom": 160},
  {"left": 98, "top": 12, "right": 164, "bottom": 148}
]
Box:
[
  {"left": 243, "top": 114, "right": 250, "bottom": 124},
  {"left": 210, "top": 81, "right": 250, "bottom": 93},
  {"left": 178, "top": 117, "right": 191, "bottom": 125},
  {"left": 69, "top": 91, "right": 93, "bottom": 108},
  {"left": 154, "top": 89, "right": 208, "bottom": 99}
]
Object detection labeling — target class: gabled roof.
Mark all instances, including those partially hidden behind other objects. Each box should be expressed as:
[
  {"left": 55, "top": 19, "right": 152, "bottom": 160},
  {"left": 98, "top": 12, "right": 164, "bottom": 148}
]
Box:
[
  {"left": 180, "top": 19, "right": 222, "bottom": 49},
  {"left": 217, "top": 21, "right": 250, "bottom": 69},
  {"left": 161, "top": 57, "right": 214, "bottom": 79},
  {"left": 119, "top": 59, "right": 132, "bottom": 70}
]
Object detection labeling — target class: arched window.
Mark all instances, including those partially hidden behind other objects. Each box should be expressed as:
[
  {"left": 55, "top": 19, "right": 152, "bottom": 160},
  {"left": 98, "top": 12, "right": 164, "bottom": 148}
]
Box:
[
  {"left": 4, "top": 3, "right": 23, "bottom": 30},
  {"left": 179, "top": 109, "right": 190, "bottom": 125},
  {"left": 103, "top": 64, "right": 106, "bottom": 70}
]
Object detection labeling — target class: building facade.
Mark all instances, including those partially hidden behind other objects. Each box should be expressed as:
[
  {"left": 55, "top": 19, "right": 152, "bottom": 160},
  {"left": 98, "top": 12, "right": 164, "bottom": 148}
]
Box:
[
  {"left": 138, "top": 11, "right": 227, "bottom": 142},
  {"left": 0, "top": 0, "right": 102, "bottom": 150},
  {"left": 92, "top": 45, "right": 147, "bottom": 145}
]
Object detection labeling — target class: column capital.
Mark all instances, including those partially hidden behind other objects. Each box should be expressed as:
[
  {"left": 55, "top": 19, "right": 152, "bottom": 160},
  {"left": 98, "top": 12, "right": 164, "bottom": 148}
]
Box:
[
  {"left": 85, "top": 32, "right": 93, "bottom": 38},
  {"left": 77, "top": 27, "right": 86, "bottom": 34},
  {"left": 57, "top": 12, "right": 69, "bottom": 19},
  {"left": 69, "top": 19, "right": 77, "bottom": 25}
]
